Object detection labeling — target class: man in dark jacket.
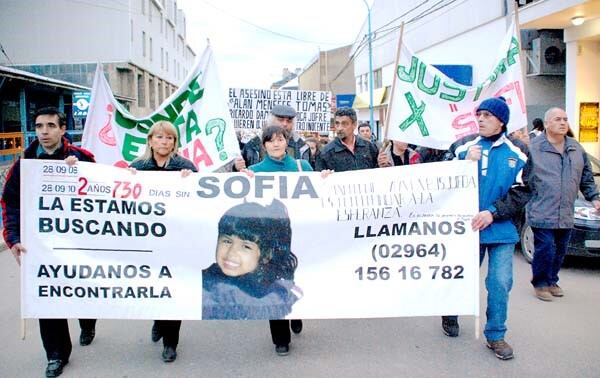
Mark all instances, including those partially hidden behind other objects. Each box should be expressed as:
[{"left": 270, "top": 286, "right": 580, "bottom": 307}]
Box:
[
  {"left": 440, "top": 97, "right": 527, "bottom": 361},
  {"left": 316, "top": 107, "right": 380, "bottom": 171},
  {"left": 526, "top": 107, "right": 600, "bottom": 301},
  {"left": 234, "top": 105, "right": 310, "bottom": 171},
  {"left": 2, "top": 107, "right": 97, "bottom": 378}
]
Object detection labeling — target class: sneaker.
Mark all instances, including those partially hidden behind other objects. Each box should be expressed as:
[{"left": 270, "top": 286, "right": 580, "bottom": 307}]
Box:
[
  {"left": 534, "top": 287, "right": 553, "bottom": 301},
  {"left": 486, "top": 339, "right": 514, "bottom": 360},
  {"left": 291, "top": 319, "right": 303, "bottom": 334},
  {"left": 151, "top": 322, "right": 162, "bottom": 342},
  {"left": 275, "top": 344, "right": 290, "bottom": 356},
  {"left": 441, "top": 316, "right": 459, "bottom": 337},
  {"left": 162, "top": 346, "right": 177, "bottom": 362},
  {"left": 45, "top": 359, "right": 68, "bottom": 378},
  {"left": 549, "top": 284, "right": 564, "bottom": 297},
  {"left": 79, "top": 328, "right": 95, "bottom": 346}
]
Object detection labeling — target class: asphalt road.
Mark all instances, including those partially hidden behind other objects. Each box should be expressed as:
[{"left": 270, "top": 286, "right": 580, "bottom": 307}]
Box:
[{"left": 1, "top": 248, "right": 599, "bottom": 378}]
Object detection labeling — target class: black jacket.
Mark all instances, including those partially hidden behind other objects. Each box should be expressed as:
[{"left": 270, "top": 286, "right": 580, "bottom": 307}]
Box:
[
  {"left": 129, "top": 154, "right": 197, "bottom": 172},
  {"left": 315, "top": 137, "right": 378, "bottom": 172}
]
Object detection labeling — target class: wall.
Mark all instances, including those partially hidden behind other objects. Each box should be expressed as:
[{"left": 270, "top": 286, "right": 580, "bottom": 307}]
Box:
[{"left": 0, "top": 0, "right": 129, "bottom": 64}]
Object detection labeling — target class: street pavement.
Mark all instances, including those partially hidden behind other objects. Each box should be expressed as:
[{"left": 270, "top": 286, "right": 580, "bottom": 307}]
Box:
[{"left": 1, "top": 248, "right": 599, "bottom": 378}]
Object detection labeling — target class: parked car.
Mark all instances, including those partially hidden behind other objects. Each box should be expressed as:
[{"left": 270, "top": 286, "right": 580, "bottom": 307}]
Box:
[{"left": 519, "top": 153, "right": 600, "bottom": 262}]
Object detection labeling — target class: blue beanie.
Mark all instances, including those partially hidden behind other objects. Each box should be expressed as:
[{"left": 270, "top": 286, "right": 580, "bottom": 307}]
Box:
[{"left": 477, "top": 97, "right": 509, "bottom": 130}]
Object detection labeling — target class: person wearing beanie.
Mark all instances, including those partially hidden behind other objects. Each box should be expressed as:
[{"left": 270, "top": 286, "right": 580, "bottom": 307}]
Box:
[{"left": 439, "top": 97, "right": 527, "bottom": 361}]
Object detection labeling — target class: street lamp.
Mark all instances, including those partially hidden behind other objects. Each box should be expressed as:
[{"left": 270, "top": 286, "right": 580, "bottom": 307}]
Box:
[{"left": 362, "top": 0, "right": 375, "bottom": 135}]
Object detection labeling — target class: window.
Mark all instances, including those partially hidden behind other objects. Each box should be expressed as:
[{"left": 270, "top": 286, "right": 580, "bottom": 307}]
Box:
[
  {"left": 362, "top": 74, "right": 368, "bottom": 92},
  {"left": 160, "top": 47, "right": 164, "bottom": 68},
  {"left": 149, "top": 1, "right": 152, "bottom": 22},
  {"left": 142, "top": 31, "right": 146, "bottom": 57},
  {"left": 149, "top": 37, "right": 153, "bottom": 61},
  {"left": 141, "top": 0, "right": 145, "bottom": 15},
  {"left": 137, "top": 73, "right": 145, "bottom": 107},
  {"left": 149, "top": 76, "right": 155, "bottom": 109},
  {"left": 160, "top": 14, "right": 163, "bottom": 33},
  {"left": 356, "top": 76, "right": 361, "bottom": 93},
  {"left": 158, "top": 80, "right": 164, "bottom": 104},
  {"left": 166, "top": 51, "right": 169, "bottom": 71},
  {"left": 172, "top": 28, "right": 175, "bottom": 48},
  {"left": 130, "top": 20, "right": 133, "bottom": 43},
  {"left": 374, "top": 68, "right": 383, "bottom": 89}
]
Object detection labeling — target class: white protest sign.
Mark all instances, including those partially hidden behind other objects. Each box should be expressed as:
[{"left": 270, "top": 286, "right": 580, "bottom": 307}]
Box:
[
  {"left": 387, "top": 22, "right": 527, "bottom": 149},
  {"left": 21, "top": 160, "right": 479, "bottom": 320},
  {"left": 82, "top": 46, "right": 239, "bottom": 171},
  {"left": 228, "top": 88, "right": 332, "bottom": 132}
]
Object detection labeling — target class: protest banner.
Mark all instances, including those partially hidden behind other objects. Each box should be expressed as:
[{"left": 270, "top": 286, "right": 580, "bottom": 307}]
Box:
[
  {"left": 21, "top": 160, "right": 479, "bottom": 320},
  {"left": 82, "top": 46, "right": 239, "bottom": 172},
  {"left": 228, "top": 88, "right": 332, "bottom": 132},
  {"left": 386, "top": 22, "right": 527, "bottom": 149}
]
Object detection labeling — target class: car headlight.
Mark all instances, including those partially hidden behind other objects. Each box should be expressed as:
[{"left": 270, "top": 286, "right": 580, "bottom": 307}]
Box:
[{"left": 574, "top": 206, "right": 600, "bottom": 221}]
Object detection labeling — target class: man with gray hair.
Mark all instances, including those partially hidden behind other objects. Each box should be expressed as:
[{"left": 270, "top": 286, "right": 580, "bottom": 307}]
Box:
[
  {"left": 233, "top": 104, "right": 310, "bottom": 171},
  {"left": 525, "top": 107, "right": 600, "bottom": 301}
]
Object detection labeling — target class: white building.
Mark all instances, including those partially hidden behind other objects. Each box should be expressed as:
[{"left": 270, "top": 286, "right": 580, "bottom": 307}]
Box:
[
  {"left": 0, "top": 0, "right": 196, "bottom": 116},
  {"left": 353, "top": 0, "right": 600, "bottom": 157}
]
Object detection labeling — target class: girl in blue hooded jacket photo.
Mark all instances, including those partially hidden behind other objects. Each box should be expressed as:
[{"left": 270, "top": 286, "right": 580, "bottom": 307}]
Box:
[{"left": 202, "top": 199, "right": 302, "bottom": 321}]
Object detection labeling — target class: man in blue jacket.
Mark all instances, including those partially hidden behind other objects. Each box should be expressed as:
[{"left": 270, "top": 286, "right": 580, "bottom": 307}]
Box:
[
  {"left": 2, "top": 107, "right": 97, "bottom": 377},
  {"left": 441, "top": 97, "right": 527, "bottom": 360},
  {"left": 526, "top": 107, "right": 600, "bottom": 301}
]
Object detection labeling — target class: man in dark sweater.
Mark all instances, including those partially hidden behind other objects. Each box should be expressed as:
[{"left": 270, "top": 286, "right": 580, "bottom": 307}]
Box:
[
  {"left": 2, "top": 107, "right": 97, "bottom": 378},
  {"left": 316, "top": 107, "right": 380, "bottom": 171}
]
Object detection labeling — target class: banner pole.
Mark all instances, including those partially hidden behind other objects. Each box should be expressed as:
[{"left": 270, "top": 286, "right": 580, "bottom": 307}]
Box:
[
  {"left": 21, "top": 319, "right": 25, "bottom": 340},
  {"left": 513, "top": 2, "right": 528, "bottom": 122},
  {"left": 382, "top": 21, "right": 405, "bottom": 148}
]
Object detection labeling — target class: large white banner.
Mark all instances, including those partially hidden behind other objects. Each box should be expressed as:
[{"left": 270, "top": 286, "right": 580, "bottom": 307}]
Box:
[
  {"left": 387, "top": 22, "right": 527, "bottom": 149},
  {"left": 82, "top": 46, "right": 240, "bottom": 171},
  {"left": 228, "top": 88, "right": 332, "bottom": 132},
  {"left": 21, "top": 160, "right": 479, "bottom": 320}
]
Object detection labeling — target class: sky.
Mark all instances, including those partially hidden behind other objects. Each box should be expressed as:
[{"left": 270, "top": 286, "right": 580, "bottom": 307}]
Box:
[{"left": 177, "top": 0, "right": 372, "bottom": 89}]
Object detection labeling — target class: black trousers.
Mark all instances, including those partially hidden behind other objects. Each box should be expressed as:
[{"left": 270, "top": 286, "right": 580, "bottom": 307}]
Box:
[
  {"left": 269, "top": 320, "right": 291, "bottom": 346},
  {"left": 153, "top": 320, "right": 181, "bottom": 347},
  {"left": 39, "top": 318, "right": 96, "bottom": 361}
]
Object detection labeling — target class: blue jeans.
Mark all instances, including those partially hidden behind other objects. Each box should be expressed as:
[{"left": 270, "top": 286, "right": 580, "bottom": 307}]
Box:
[
  {"left": 531, "top": 228, "right": 572, "bottom": 288},
  {"left": 446, "top": 243, "right": 514, "bottom": 341}
]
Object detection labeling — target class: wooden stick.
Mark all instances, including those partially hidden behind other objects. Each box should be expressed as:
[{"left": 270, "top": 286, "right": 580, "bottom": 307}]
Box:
[
  {"left": 21, "top": 318, "right": 25, "bottom": 340},
  {"left": 383, "top": 21, "right": 405, "bottom": 144}
]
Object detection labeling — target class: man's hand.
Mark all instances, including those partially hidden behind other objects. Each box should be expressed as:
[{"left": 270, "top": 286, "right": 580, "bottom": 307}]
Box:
[
  {"left": 377, "top": 150, "right": 391, "bottom": 167},
  {"left": 592, "top": 199, "right": 600, "bottom": 212},
  {"left": 180, "top": 169, "right": 192, "bottom": 178},
  {"left": 320, "top": 169, "right": 333, "bottom": 179},
  {"left": 471, "top": 210, "right": 494, "bottom": 231},
  {"left": 466, "top": 145, "right": 482, "bottom": 161},
  {"left": 10, "top": 243, "right": 26, "bottom": 266},
  {"left": 240, "top": 168, "right": 255, "bottom": 178},
  {"left": 64, "top": 156, "right": 79, "bottom": 166},
  {"left": 234, "top": 157, "right": 247, "bottom": 171}
]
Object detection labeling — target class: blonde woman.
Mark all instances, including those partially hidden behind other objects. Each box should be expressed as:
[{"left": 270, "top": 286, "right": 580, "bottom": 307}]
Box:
[{"left": 129, "top": 121, "right": 196, "bottom": 362}]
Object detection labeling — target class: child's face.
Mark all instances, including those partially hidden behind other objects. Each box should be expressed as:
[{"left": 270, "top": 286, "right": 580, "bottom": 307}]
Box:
[{"left": 216, "top": 234, "right": 261, "bottom": 277}]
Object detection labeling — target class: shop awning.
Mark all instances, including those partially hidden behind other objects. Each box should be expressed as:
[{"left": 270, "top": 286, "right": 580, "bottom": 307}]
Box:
[{"left": 352, "top": 87, "right": 387, "bottom": 109}]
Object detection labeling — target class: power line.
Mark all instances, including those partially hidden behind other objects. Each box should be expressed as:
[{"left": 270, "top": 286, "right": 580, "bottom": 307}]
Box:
[
  {"left": 0, "top": 43, "right": 15, "bottom": 65},
  {"left": 327, "top": 0, "right": 464, "bottom": 87}
]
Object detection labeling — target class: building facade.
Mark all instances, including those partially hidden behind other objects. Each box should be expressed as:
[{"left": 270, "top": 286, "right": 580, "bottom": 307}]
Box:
[
  {"left": 0, "top": 0, "right": 196, "bottom": 117},
  {"left": 298, "top": 45, "right": 355, "bottom": 95},
  {"left": 352, "top": 0, "right": 600, "bottom": 158}
]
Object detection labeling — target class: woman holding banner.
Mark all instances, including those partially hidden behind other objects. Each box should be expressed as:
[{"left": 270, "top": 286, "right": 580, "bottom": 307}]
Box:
[
  {"left": 245, "top": 124, "right": 311, "bottom": 356},
  {"left": 129, "top": 120, "right": 197, "bottom": 363}
]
